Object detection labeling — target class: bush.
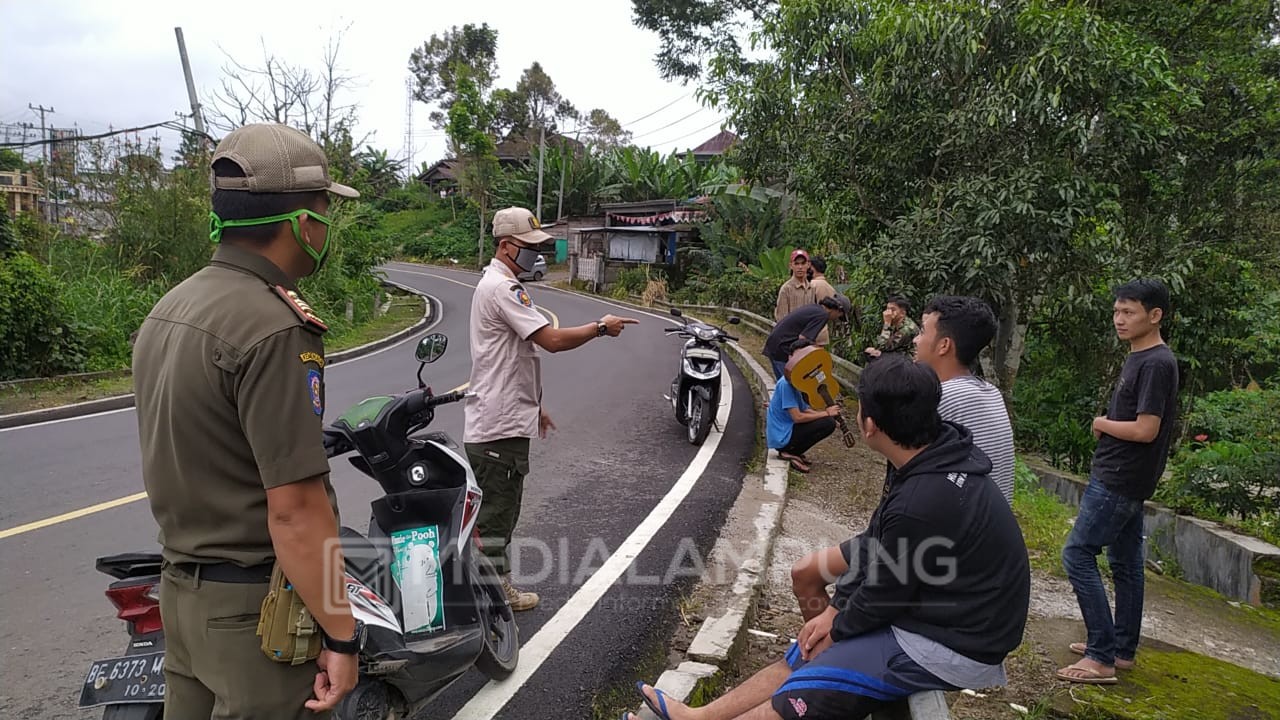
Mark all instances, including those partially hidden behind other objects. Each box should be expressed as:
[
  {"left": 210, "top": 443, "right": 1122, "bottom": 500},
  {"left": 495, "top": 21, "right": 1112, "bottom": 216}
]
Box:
[
  {"left": 1157, "top": 387, "right": 1280, "bottom": 523},
  {"left": 0, "top": 252, "right": 84, "bottom": 379},
  {"left": 1012, "top": 332, "right": 1111, "bottom": 474},
  {"left": 1159, "top": 440, "right": 1280, "bottom": 520},
  {"left": 1180, "top": 387, "right": 1280, "bottom": 447},
  {"left": 672, "top": 267, "right": 778, "bottom": 318}
]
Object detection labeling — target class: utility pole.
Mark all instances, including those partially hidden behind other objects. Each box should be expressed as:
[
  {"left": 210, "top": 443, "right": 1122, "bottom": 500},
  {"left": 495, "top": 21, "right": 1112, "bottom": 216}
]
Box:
[
  {"left": 174, "top": 27, "right": 206, "bottom": 137},
  {"left": 535, "top": 124, "right": 546, "bottom": 222},
  {"left": 28, "top": 104, "right": 53, "bottom": 222}
]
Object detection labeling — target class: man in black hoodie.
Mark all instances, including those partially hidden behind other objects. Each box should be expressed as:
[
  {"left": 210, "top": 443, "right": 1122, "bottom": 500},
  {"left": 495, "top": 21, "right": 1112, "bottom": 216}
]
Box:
[{"left": 629, "top": 356, "right": 1030, "bottom": 720}]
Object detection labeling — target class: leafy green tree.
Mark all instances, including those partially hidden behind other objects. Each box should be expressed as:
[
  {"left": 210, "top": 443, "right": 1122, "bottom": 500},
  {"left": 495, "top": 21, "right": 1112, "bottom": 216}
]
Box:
[
  {"left": 0, "top": 148, "right": 25, "bottom": 172},
  {"left": 409, "top": 24, "right": 500, "bottom": 127},
  {"left": 708, "top": 0, "right": 1199, "bottom": 392},
  {"left": 0, "top": 204, "right": 17, "bottom": 257},
  {"left": 447, "top": 67, "right": 501, "bottom": 266},
  {"left": 581, "top": 109, "right": 632, "bottom": 149},
  {"left": 631, "top": 0, "right": 777, "bottom": 81}
]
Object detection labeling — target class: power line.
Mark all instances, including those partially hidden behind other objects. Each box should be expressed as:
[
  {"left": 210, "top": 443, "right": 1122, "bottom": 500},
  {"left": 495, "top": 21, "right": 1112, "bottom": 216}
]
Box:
[
  {"left": 646, "top": 118, "right": 726, "bottom": 150},
  {"left": 0, "top": 119, "right": 213, "bottom": 148},
  {"left": 629, "top": 107, "right": 706, "bottom": 141},
  {"left": 621, "top": 93, "right": 689, "bottom": 128}
]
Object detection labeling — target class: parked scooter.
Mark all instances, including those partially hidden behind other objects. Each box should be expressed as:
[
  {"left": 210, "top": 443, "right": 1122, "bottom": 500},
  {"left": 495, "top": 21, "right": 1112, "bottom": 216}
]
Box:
[
  {"left": 663, "top": 308, "right": 740, "bottom": 445},
  {"left": 78, "top": 332, "right": 518, "bottom": 720}
]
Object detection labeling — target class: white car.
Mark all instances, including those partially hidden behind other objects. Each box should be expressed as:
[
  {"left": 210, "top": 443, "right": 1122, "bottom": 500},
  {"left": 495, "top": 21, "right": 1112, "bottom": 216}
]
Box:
[{"left": 517, "top": 254, "right": 548, "bottom": 282}]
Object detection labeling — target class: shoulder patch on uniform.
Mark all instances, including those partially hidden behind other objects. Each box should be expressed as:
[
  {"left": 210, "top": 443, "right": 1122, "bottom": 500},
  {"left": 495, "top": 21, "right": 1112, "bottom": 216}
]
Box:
[
  {"left": 510, "top": 284, "right": 533, "bottom": 308},
  {"left": 272, "top": 285, "right": 328, "bottom": 333},
  {"left": 307, "top": 369, "right": 323, "bottom": 415},
  {"left": 300, "top": 351, "right": 325, "bottom": 368}
]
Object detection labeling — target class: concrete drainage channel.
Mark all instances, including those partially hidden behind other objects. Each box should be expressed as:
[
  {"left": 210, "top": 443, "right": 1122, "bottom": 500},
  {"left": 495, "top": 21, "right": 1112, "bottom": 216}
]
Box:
[
  {"left": 582, "top": 295, "right": 950, "bottom": 720},
  {"left": 0, "top": 280, "right": 437, "bottom": 430}
]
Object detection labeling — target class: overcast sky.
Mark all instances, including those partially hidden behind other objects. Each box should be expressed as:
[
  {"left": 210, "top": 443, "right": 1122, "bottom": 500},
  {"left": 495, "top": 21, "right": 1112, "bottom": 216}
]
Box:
[{"left": 0, "top": 0, "right": 727, "bottom": 170}]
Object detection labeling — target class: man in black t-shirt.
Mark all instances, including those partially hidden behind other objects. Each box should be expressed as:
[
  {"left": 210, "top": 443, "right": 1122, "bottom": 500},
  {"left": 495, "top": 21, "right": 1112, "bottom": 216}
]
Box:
[
  {"left": 763, "top": 294, "right": 853, "bottom": 379},
  {"left": 1058, "top": 278, "right": 1179, "bottom": 686}
]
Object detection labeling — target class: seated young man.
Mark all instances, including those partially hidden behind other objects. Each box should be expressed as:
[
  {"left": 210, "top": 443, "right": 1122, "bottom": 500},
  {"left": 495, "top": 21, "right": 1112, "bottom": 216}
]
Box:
[
  {"left": 913, "top": 295, "right": 1015, "bottom": 504},
  {"left": 789, "top": 295, "right": 1017, "bottom": 619},
  {"left": 629, "top": 356, "right": 1031, "bottom": 720},
  {"left": 766, "top": 372, "right": 839, "bottom": 474}
]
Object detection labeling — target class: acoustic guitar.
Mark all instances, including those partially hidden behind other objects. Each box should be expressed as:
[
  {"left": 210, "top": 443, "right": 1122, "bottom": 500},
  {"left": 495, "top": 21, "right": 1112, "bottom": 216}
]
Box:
[{"left": 784, "top": 345, "right": 858, "bottom": 448}]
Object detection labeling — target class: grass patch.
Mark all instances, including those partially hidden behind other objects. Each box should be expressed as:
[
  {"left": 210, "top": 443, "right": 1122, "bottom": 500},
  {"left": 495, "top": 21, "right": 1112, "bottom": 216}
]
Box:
[
  {"left": 1013, "top": 458, "right": 1077, "bottom": 576},
  {"left": 324, "top": 293, "right": 425, "bottom": 352},
  {"left": 0, "top": 292, "right": 424, "bottom": 416},
  {"left": 1064, "top": 645, "right": 1280, "bottom": 720},
  {"left": 0, "top": 374, "right": 135, "bottom": 415}
]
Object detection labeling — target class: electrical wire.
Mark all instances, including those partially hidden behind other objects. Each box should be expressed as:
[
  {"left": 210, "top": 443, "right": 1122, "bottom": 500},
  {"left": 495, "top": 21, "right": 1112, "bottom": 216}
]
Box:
[
  {"left": 645, "top": 118, "right": 727, "bottom": 150},
  {"left": 620, "top": 93, "right": 690, "bottom": 128},
  {"left": 0, "top": 120, "right": 215, "bottom": 148},
  {"left": 629, "top": 107, "right": 707, "bottom": 141}
]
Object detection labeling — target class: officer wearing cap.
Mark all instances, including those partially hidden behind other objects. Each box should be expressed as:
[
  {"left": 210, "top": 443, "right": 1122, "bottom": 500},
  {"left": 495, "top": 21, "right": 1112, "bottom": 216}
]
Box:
[
  {"left": 132, "top": 123, "right": 362, "bottom": 718},
  {"left": 465, "top": 207, "right": 637, "bottom": 611}
]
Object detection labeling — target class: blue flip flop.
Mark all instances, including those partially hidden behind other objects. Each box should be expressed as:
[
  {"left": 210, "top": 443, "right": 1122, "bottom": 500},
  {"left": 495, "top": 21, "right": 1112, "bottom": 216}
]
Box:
[{"left": 636, "top": 681, "right": 673, "bottom": 720}]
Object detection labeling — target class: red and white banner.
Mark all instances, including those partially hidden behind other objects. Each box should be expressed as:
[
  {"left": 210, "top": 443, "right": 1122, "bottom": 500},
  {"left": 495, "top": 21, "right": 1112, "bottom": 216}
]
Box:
[{"left": 606, "top": 210, "right": 708, "bottom": 225}]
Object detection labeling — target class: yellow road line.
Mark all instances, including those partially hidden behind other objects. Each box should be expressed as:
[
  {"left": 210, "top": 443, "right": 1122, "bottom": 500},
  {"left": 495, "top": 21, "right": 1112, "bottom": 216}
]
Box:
[
  {"left": 0, "top": 383, "right": 470, "bottom": 540},
  {"left": 0, "top": 492, "right": 149, "bottom": 540}
]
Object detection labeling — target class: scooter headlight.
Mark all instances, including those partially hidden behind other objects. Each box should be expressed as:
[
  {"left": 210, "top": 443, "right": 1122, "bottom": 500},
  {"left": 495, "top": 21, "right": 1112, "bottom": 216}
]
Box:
[{"left": 693, "top": 326, "right": 718, "bottom": 342}]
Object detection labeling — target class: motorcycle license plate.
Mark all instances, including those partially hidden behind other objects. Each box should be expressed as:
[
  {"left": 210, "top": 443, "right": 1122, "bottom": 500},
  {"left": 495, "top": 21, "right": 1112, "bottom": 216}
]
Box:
[{"left": 77, "top": 651, "right": 165, "bottom": 707}]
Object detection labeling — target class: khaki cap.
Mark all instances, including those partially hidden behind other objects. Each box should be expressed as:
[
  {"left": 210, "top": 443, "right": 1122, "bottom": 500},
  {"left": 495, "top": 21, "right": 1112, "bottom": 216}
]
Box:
[
  {"left": 492, "top": 207, "right": 552, "bottom": 244},
  {"left": 211, "top": 123, "right": 359, "bottom": 198}
]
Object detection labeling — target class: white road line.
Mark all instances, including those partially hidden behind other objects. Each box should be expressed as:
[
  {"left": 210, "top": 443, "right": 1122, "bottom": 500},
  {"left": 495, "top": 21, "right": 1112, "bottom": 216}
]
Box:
[
  {"left": 0, "top": 291, "right": 443, "bottom": 434},
  {"left": 450, "top": 366, "right": 734, "bottom": 720}
]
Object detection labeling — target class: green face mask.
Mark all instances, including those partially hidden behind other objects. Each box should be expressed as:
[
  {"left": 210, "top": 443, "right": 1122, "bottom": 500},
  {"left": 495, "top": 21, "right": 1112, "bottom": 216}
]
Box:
[{"left": 209, "top": 209, "right": 334, "bottom": 274}]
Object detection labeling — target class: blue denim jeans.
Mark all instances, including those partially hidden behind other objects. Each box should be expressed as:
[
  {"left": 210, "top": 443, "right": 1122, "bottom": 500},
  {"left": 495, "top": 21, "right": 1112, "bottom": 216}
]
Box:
[
  {"left": 1061, "top": 477, "right": 1146, "bottom": 666},
  {"left": 772, "top": 359, "right": 787, "bottom": 381}
]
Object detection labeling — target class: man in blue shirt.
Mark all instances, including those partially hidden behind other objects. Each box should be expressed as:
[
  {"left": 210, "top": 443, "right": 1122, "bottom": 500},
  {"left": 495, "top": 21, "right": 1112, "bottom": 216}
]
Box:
[{"left": 767, "top": 376, "right": 839, "bottom": 473}]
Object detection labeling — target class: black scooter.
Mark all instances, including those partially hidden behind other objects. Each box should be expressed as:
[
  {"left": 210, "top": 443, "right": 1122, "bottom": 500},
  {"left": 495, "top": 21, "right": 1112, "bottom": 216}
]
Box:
[
  {"left": 664, "top": 308, "right": 740, "bottom": 445},
  {"left": 78, "top": 332, "right": 518, "bottom": 720}
]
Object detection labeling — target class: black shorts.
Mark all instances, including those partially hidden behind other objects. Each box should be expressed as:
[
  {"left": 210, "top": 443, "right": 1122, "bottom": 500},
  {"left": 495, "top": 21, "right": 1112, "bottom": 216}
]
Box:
[{"left": 771, "top": 627, "right": 955, "bottom": 720}]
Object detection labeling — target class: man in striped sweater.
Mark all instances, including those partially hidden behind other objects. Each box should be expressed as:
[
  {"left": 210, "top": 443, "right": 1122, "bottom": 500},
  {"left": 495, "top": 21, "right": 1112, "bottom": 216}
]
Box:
[
  {"left": 789, "top": 295, "right": 1015, "bottom": 621},
  {"left": 912, "top": 295, "right": 1014, "bottom": 504}
]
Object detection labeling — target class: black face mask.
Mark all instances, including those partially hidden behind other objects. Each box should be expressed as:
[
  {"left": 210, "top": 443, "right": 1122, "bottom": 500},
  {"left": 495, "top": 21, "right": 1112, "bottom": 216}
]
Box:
[{"left": 507, "top": 243, "right": 540, "bottom": 273}]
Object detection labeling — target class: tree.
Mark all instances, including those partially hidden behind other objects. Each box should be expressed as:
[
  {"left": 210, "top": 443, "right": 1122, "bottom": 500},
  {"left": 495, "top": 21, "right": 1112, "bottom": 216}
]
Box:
[
  {"left": 409, "top": 24, "right": 500, "bottom": 127},
  {"left": 0, "top": 203, "right": 17, "bottom": 256},
  {"left": 632, "top": 0, "right": 777, "bottom": 81},
  {"left": 0, "top": 148, "right": 24, "bottom": 172},
  {"left": 206, "top": 29, "right": 364, "bottom": 155},
  {"left": 710, "top": 0, "right": 1199, "bottom": 393},
  {"left": 581, "top": 109, "right": 633, "bottom": 149},
  {"left": 447, "top": 67, "right": 500, "bottom": 267}
]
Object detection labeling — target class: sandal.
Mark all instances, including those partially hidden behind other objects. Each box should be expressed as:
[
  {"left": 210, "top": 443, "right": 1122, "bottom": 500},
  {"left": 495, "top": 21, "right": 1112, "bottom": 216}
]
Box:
[
  {"left": 1056, "top": 661, "right": 1119, "bottom": 685},
  {"left": 1069, "top": 642, "right": 1135, "bottom": 669},
  {"left": 779, "top": 453, "right": 811, "bottom": 473}
]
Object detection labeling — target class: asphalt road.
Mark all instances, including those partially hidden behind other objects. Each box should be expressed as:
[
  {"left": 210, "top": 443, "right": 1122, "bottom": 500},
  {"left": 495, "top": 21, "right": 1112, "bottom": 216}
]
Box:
[{"left": 0, "top": 263, "right": 755, "bottom": 720}]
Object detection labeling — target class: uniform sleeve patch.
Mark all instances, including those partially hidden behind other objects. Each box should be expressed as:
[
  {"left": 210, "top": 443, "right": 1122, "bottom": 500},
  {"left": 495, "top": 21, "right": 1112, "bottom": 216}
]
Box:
[
  {"left": 307, "top": 369, "right": 324, "bottom": 416},
  {"left": 511, "top": 286, "right": 533, "bottom": 308},
  {"left": 300, "top": 351, "right": 325, "bottom": 368}
]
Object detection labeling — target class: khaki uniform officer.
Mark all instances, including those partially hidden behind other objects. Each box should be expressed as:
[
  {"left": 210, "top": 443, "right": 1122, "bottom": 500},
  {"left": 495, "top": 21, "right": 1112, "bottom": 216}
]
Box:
[
  {"left": 132, "top": 124, "right": 363, "bottom": 719},
  {"left": 464, "top": 207, "right": 638, "bottom": 611}
]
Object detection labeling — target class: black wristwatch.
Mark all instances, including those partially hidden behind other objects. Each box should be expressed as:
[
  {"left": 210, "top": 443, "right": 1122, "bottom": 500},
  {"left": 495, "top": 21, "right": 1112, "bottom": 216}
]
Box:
[
  {"left": 323, "top": 620, "right": 366, "bottom": 655},
  {"left": 596, "top": 320, "right": 608, "bottom": 337}
]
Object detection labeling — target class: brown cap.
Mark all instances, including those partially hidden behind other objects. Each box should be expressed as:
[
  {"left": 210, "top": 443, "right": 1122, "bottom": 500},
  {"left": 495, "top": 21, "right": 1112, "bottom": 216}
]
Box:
[
  {"left": 211, "top": 123, "right": 359, "bottom": 198},
  {"left": 790, "top": 249, "right": 810, "bottom": 262},
  {"left": 492, "top": 207, "right": 552, "bottom": 244}
]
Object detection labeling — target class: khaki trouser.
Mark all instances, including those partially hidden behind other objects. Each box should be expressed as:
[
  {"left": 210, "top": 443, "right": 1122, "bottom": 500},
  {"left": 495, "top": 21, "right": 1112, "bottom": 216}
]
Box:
[
  {"left": 465, "top": 437, "right": 531, "bottom": 577},
  {"left": 159, "top": 563, "right": 327, "bottom": 720}
]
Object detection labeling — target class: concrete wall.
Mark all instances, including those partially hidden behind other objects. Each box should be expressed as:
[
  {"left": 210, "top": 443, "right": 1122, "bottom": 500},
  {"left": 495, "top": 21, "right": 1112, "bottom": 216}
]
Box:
[{"left": 1027, "top": 460, "right": 1280, "bottom": 608}]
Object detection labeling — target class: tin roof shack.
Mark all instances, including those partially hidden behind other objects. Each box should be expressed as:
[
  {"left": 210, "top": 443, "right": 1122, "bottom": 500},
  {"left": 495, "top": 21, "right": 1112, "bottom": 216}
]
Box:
[{"left": 569, "top": 199, "right": 707, "bottom": 291}]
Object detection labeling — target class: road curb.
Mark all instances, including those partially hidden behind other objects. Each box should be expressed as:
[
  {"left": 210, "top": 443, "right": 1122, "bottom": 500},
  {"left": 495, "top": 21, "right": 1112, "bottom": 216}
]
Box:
[{"left": 0, "top": 282, "right": 436, "bottom": 430}]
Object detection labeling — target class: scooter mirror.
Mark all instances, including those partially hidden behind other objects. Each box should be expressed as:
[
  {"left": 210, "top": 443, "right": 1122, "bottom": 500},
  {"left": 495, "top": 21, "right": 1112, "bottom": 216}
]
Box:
[
  {"left": 728, "top": 316, "right": 741, "bottom": 325},
  {"left": 670, "top": 308, "right": 683, "bottom": 318},
  {"left": 415, "top": 333, "right": 448, "bottom": 364}
]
